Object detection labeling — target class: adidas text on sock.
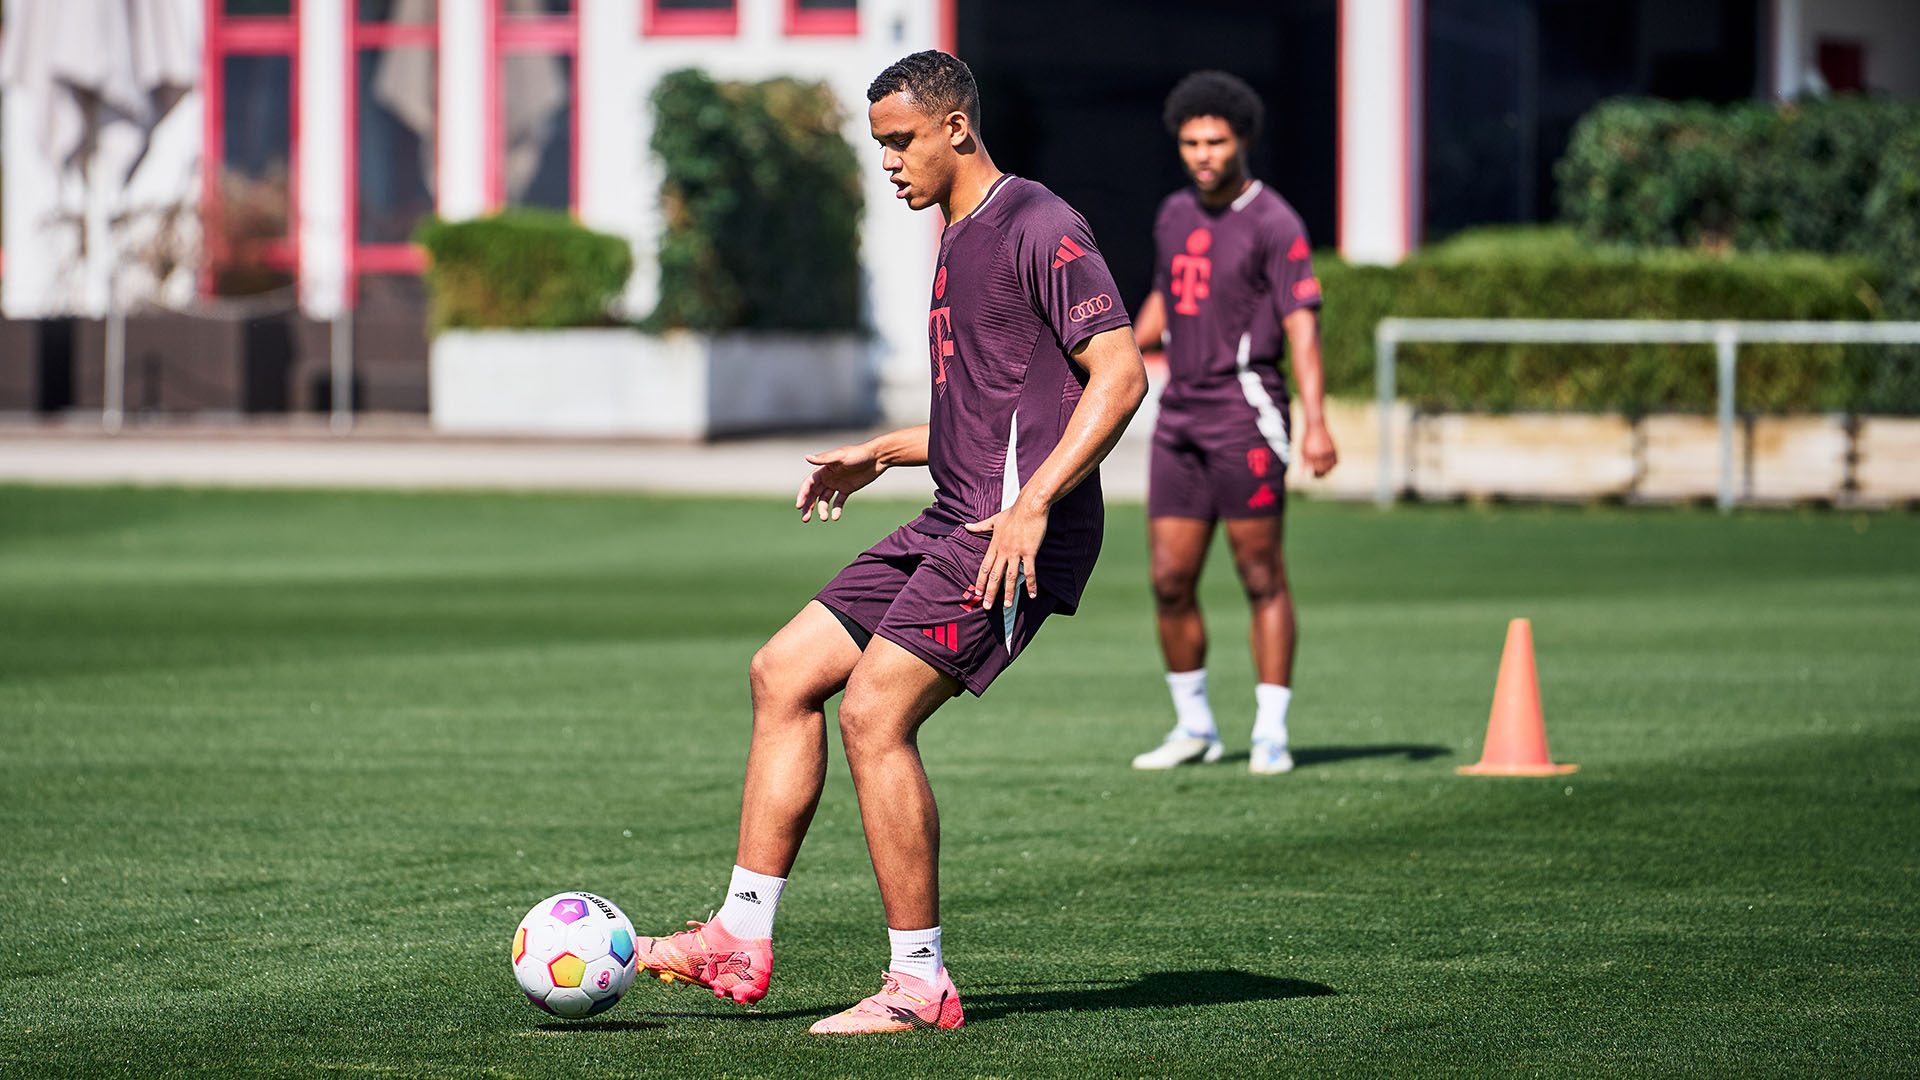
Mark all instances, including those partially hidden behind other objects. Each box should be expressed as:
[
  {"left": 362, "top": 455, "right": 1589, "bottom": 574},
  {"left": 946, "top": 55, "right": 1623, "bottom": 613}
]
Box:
[
  {"left": 715, "top": 864, "right": 784, "bottom": 940},
  {"left": 887, "top": 925, "right": 942, "bottom": 984}
]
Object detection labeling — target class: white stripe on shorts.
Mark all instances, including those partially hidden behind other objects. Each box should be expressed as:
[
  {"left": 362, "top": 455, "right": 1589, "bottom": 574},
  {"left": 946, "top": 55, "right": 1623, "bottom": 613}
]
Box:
[
  {"left": 1235, "top": 332, "right": 1291, "bottom": 466},
  {"left": 1000, "top": 412, "right": 1021, "bottom": 649}
]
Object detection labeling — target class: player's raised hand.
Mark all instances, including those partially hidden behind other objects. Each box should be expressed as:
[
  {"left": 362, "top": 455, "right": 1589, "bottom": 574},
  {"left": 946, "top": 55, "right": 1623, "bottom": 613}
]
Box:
[
  {"left": 796, "top": 441, "right": 886, "bottom": 522},
  {"left": 964, "top": 499, "right": 1048, "bottom": 609}
]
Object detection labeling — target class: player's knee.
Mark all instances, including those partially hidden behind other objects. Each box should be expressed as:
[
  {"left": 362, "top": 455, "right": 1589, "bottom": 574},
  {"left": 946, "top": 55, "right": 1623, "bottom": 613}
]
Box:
[
  {"left": 834, "top": 689, "right": 907, "bottom": 756},
  {"left": 1150, "top": 566, "right": 1200, "bottom": 611},
  {"left": 1235, "top": 558, "right": 1286, "bottom": 602},
  {"left": 748, "top": 641, "right": 817, "bottom": 710},
  {"left": 834, "top": 695, "right": 878, "bottom": 753}
]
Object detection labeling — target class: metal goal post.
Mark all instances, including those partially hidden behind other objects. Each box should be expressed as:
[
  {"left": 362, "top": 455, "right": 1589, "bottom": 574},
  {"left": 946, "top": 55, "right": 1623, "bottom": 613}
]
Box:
[{"left": 1372, "top": 318, "right": 1920, "bottom": 512}]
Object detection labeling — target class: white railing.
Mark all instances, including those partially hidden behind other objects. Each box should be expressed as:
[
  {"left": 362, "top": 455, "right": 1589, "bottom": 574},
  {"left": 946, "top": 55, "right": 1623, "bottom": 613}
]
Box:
[{"left": 1373, "top": 318, "right": 1920, "bottom": 511}]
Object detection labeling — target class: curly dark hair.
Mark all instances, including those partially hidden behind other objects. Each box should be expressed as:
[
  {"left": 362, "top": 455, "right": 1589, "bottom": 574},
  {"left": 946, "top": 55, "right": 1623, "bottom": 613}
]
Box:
[
  {"left": 867, "top": 50, "right": 982, "bottom": 132},
  {"left": 1163, "top": 70, "right": 1264, "bottom": 145}
]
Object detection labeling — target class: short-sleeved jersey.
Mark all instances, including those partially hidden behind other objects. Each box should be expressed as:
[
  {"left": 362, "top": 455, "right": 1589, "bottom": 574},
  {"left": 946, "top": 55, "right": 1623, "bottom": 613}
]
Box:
[
  {"left": 910, "top": 174, "right": 1132, "bottom": 613},
  {"left": 1150, "top": 181, "right": 1320, "bottom": 415}
]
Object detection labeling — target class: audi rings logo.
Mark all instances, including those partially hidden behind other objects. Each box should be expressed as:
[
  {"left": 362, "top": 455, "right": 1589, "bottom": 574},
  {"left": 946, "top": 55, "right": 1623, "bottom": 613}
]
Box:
[{"left": 1069, "top": 294, "right": 1113, "bottom": 322}]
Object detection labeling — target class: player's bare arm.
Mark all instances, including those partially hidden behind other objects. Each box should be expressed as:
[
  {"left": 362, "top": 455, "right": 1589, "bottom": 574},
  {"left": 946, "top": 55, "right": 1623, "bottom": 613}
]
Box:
[
  {"left": 1283, "top": 308, "right": 1338, "bottom": 477},
  {"left": 1134, "top": 290, "right": 1168, "bottom": 353},
  {"left": 796, "top": 425, "right": 931, "bottom": 522},
  {"left": 965, "top": 326, "right": 1148, "bottom": 608}
]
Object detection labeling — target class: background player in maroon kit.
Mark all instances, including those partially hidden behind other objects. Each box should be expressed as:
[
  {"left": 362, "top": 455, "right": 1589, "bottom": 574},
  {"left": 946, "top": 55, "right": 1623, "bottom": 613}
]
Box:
[
  {"left": 1129, "top": 71, "right": 1339, "bottom": 776},
  {"left": 632, "top": 51, "right": 1147, "bottom": 1034}
]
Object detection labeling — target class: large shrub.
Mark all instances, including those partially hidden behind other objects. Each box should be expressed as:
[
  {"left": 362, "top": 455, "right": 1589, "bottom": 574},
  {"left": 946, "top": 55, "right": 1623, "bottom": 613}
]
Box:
[
  {"left": 416, "top": 211, "right": 633, "bottom": 332},
  {"left": 1317, "top": 227, "right": 1886, "bottom": 414},
  {"left": 1553, "top": 96, "right": 1920, "bottom": 413},
  {"left": 646, "top": 69, "right": 862, "bottom": 332},
  {"left": 1556, "top": 96, "right": 1920, "bottom": 255},
  {"left": 1859, "top": 126, "right": 1920, "bottom": 412}
]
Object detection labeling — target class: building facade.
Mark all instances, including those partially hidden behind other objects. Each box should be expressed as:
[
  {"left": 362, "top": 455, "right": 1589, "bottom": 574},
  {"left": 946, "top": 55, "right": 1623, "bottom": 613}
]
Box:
[{"left": 2, "top": 0, "right": 1916, "bottom": 421}]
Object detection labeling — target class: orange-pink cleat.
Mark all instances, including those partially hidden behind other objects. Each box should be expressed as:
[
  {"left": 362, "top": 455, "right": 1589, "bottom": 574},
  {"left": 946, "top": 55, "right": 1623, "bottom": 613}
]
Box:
[
  {"left": 808, "top": 968, "right": 965, "bottom": 1034},
  {"left": 633, "top": 918, "right": 771, "bottom": 1005}
]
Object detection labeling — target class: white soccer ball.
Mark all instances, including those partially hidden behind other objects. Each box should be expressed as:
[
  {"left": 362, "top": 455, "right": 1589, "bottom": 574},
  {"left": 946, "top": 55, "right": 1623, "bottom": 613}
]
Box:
[{"left": 512, "top": 891, "right": 639, "bottom": 1018}]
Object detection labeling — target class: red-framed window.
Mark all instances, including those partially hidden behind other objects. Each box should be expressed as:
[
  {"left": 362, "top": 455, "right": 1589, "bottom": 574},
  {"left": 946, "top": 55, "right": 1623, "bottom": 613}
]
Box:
[
  {"left": 786, "top": 0, "right": 856, "bottom": 37},
  {"left": 643, "top": 0, "right": 738, "bottom": 38},
  {"left": 202, "top": 0, "right": 300, "bottom": 296},
  {"left": 349, "top": 0, "right": 438, "bottom": 287},
  {"left": 489, "top": 0, "right": 580, "bottom": 212}
]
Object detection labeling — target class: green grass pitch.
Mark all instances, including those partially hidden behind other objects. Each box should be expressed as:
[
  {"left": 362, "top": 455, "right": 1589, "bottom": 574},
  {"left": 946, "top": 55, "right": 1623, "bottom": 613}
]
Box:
[{"left": 1, "top": 484, "right": 1916, "bottom": 1079}]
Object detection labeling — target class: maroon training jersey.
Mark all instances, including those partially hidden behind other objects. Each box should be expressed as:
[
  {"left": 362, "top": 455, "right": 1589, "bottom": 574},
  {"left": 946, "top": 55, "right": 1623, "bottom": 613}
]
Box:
[
  {"left": 1151, "top": 182, "right": 1320, "bottom": 420},
  {"left": 911, "top": 174, "right": 1132, "bottom": 613}
]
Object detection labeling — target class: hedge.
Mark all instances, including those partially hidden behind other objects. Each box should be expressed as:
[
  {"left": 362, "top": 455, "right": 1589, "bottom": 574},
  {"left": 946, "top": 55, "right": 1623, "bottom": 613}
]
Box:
[
  {"left": 1860, "top": 125, "right": 1920, "bottom": 412},
  {"left": 644, "top": 69, "right": 862, "bottom": 332},
  {"left": 416, "top": 211, "right": 632, "bottom": 333},
  {"left": 1556, "top": 96, "right": 1920, "bottom": 256},
  {"left": 1552, "top": 96, "right": 1920, "bottom": 411},
  {"left": 1317, "top": 226, "right": 1890, "bottom": 414}
]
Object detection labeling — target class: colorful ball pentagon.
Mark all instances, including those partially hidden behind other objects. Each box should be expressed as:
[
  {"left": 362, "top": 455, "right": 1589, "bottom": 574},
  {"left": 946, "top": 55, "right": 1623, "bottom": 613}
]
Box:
[{"left": 548, "top": 952, "right": 585, "bottom": 989}]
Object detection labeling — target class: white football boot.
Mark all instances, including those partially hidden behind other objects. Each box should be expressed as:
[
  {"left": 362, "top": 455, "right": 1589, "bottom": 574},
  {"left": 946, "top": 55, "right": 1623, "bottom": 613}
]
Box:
[
  {"left": 1131, "top": 728, "right": 1226, "bottom": 770},
  {"left": 1249, "top": 739, "right": 1295, "bottom": 775}
]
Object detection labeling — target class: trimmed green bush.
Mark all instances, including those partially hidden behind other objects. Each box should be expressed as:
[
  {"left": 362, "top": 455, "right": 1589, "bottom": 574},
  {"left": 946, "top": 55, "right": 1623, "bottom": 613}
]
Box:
[
  {"left": 416, "top": 211, "right": 632, "bottom": 333},
  {"left": 1317, "top": 227, "right": 1886, "bottom": 414},
  {"left": 1552, "top": 95, "right": 1920, "bottom": 413},
  {"left": 1860, "top": 126, "right": 1920, "bottom": 412},
  {"left": 1557, "top": 96, "right": 1920, "bottom": 255},
  {"left": 645, "top": 69, "right": 862, "bottom": 332}
]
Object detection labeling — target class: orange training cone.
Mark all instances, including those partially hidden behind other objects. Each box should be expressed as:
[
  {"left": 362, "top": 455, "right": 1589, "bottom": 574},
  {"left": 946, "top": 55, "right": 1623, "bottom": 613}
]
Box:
[{"left": 1457, "top": 618, "right": 1577, "bottom": 776}]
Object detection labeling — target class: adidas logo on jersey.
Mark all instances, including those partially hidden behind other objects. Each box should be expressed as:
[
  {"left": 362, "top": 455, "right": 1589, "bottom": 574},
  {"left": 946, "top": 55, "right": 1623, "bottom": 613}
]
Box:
[{"left": 1051, "top": 235, "right": 1087, "bottom": 268}]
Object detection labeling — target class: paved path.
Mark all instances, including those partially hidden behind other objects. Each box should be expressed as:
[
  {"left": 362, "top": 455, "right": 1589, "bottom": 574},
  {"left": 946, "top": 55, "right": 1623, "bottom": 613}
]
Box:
[{"left": 0, "top": 417, "right": 1155, "bottom": 503}]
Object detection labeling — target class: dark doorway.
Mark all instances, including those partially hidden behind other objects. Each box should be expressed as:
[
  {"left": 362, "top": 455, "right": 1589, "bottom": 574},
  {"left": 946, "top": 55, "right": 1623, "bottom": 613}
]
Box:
[
  {"left": 1425, "top": 0, "right": 1762, "bottom": 240},
  {"left": 959, "top": 0, "right": 1336, "bottom": 306}
]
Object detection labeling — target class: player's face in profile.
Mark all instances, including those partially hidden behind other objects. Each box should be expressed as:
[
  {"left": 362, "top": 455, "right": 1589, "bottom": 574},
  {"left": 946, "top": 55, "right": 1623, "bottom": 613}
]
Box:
[
  {"left": 1177, "top": 115, "right": 1244, "bottom": 197},
  {"left": 869, "top": 92, "right": 956, "bottom": 212}
]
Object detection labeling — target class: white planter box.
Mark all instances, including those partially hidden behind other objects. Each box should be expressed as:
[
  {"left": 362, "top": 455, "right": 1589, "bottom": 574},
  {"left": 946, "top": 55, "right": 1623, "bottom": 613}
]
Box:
[
  {"left": 430, "top": 328, "right": 876, "bottom": 439},
  {"left": 1410, "top": 411, "right": 1637, "bottom": 500}
]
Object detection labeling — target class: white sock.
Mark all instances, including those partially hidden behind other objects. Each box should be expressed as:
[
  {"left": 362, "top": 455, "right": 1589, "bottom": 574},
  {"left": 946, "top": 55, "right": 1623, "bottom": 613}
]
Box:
[
  {"left": 888, "top": 925, "right": 943, "bottom": 984},
  {"left": 1253, "top": 683, "right": 1292, "bottom": 746},
  {"left": 1166, "top": 669, "right": 1216, "bottom": 738},
  {"left": 714, "top": 865, "right": 784, "bottom": 940}
]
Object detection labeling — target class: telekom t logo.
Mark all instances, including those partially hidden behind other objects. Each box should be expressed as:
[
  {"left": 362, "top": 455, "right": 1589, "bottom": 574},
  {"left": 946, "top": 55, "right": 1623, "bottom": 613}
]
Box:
[
  {"left": 1170, "top": 228, "right": 1212, "bottom": 315},
  {"left": 928, "top": 307, "right": 954, "bottom": 389},
  {"left": 929, "top": 266, "right": 955, "bottom": 391}
]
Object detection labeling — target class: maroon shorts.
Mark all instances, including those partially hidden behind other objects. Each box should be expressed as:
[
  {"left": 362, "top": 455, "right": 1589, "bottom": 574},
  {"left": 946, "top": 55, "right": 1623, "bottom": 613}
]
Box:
[
  {"left": 814, "top": 524, "right": 1061, "bottom": 697},
  {"left": 1148, "top": 400, "right": 1291, "bottom": 520}
]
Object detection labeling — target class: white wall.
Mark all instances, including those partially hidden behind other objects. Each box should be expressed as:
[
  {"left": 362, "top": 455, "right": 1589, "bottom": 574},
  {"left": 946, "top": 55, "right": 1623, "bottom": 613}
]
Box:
[
  {"left": 1338, "top": 0, "right": 1422, "bottom": 266},
  {"left": 437, "top": 1, "right": 488, "bottom": 221},
  {"left": 1775, "top": 0, "right": 1920, "bottom": 99},
  {"left": 582, "top": 0, "right": 942, "bottom": 424},
  {"left": 1, "top": 0, "right": 204, "bottom": 319},
  {"left": 299, "top": 0, "right": 349, "bottom": 319}
]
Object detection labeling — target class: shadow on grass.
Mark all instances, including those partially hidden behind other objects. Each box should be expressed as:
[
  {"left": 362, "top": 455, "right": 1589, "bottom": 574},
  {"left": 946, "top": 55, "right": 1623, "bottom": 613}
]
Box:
[
  {"left": 1264, "top": 744, "right": 1452, "bottom": 768},
  {"left": 536, "top": 1018, "right": 668, "bottom": 1033},
  {"left": 963, "top": 969, "right": 1334, "bottom": 1021},
  {"left": 607, "top": 970, "right": 1334, "bottom": 1026}
]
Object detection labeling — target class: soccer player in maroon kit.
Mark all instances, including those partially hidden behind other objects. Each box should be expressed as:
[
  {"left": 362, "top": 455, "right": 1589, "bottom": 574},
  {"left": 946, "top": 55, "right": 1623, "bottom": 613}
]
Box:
[
  {"left": 632, "top": 51, "right": 1147, "bottom": 1033},
  {"left": 1129, "top": 71, "right": 1339, "bottom": 776}
]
